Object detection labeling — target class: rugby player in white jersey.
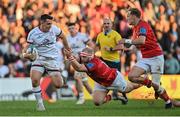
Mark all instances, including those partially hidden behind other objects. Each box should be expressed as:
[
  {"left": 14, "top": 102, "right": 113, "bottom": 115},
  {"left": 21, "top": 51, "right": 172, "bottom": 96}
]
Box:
[
  {"left": 67, "top": 22, "right": 93, "bottom": 104},
  {"left": 22, "top": 14, "right": 70, "bottom": 111}
]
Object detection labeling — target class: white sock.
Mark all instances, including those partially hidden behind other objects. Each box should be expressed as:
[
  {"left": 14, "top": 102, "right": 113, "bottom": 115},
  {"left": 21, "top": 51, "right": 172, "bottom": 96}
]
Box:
[
  {"left": 166, "top": 100, "right": 171, "bottom": 104},
  {"left": 79, "top": 92, "right": 84, "bottom": 99},
  {"left": 32, "top": 86, "right": 43, "bottom": 104}
]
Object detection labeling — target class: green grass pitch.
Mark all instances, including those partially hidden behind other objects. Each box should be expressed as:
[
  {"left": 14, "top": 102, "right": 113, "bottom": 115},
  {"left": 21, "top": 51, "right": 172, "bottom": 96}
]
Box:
[{"left": 0, "top": 99, "right": 179, "bottom": 116}]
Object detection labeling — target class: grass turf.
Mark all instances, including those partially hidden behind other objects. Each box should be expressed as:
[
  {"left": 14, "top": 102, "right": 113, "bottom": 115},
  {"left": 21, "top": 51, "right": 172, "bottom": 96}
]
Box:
[{"left": 0, "top": 99, "right": 179, "bottom": 116}]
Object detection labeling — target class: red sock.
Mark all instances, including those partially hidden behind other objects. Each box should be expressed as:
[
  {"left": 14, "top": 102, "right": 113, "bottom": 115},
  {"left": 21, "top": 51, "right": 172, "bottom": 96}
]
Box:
[
  {"left": 143, "top": 79, "right": 152, "bottom": 88},
  {"left": 159, "top": 90, "right": 170, "bottom": 102},
  {"left": 103, "top": 95, "right": 112, "bottom": 104}
]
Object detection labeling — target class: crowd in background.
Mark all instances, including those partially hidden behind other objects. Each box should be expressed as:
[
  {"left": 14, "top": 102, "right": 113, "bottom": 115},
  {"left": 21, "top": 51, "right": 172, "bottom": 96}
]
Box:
[{"left": 0, "top": 0, "right": 179, "bottom": 78}]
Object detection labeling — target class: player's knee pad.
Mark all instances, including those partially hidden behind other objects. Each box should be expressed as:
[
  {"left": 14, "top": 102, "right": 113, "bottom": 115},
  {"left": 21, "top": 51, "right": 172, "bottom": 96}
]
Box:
[{"left": 152, "top": 74, "right": 161, "bottom": 86}]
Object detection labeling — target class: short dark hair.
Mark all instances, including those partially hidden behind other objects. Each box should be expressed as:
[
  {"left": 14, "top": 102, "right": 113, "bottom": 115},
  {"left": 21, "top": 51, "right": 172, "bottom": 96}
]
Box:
[
  {"left": 129, "top": 8, "right": 141, "bottom": 18},
  {"left": 40, "top": 14, "right": 53, "bottom": 21},
  {"left": 67, "top": 22, "right": 76, "bottom": 27}
]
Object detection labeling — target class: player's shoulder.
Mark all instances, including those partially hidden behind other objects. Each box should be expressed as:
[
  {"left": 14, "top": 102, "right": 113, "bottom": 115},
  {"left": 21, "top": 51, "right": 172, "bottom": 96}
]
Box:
[
  {"left": 139, "top": 20, "right": 149, "bottom": 27},
  {"left": 28, "top": 27, "right": 39, "bottom": 36},
  {"left": 51, "top": 24, "right": 60, "bottom": 30},
  {"left": 77, "top": 32, "right": 87, "bottom": 37},
  {"left": 91, "top": 56, "right": 101, "bottom": 63}
]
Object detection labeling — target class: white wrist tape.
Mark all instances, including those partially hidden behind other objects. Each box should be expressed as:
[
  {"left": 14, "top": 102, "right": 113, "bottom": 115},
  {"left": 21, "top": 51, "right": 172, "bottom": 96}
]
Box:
[{"left": 124, "top": 39, "right": 132, "bottom": 44}]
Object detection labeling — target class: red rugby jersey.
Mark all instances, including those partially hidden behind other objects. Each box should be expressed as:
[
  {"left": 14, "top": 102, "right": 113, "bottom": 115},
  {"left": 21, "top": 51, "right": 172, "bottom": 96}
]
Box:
[
  {"left": 132, "top": 20, "right": 163, "bottom": 58},
  {"left": 85, "top": 56, "right": 117, "bottom": 87}
]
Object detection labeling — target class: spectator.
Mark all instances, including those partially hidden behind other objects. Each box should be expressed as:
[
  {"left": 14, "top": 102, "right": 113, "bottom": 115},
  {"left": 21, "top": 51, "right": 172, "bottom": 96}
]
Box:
[
  {"left": 143, "top": 1, "right": 157, "bottom": 26},
  {"left": 0, "top": 51, "right": 9, "bottom": 78},
  {"left": 174, "top": 46, "right": 180, "bottom": 62},
  {"left": 165, "top": 52, "right": 180, "bottom": 74}
]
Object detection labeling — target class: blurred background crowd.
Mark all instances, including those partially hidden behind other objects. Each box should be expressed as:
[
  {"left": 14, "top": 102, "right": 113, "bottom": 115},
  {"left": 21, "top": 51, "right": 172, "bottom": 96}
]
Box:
[{"left": 0, "top": 0, "right": 179, "bottom": 78}]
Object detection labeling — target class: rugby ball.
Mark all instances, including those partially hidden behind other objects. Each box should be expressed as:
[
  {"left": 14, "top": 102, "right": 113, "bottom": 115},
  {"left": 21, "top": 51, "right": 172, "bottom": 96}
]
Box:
[{"left": 26, "top": 45, "right": 38, "bottom": 60}]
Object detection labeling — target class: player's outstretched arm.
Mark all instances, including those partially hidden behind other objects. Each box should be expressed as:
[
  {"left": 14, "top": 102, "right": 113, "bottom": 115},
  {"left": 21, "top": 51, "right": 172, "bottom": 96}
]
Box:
[
  {"left": 119, "top": 36, "right": 146, "bottom": 45},
  {"left": 64, "top": 49, "right": 88, "bottom": 72}
]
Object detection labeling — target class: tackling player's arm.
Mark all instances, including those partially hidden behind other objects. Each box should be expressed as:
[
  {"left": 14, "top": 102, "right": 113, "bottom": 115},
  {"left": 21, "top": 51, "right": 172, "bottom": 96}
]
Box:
[
  {"left": 64, "top": 49, "right": 88, "bottom": 72},
  {"left": 69, "top": 57, "right": 88, "bottom": 72}
]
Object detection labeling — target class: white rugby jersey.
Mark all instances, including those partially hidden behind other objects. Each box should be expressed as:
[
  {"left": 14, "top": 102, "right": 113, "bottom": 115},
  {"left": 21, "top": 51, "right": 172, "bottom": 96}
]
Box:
[
  {"left": 27, "top": 25, "right": 62, "bottom": 58},
  {"left": 67, "top": 32, "right": 89, "bottom": 55},
  {"left": 56, "top": 41, "right": 64, "bottom": 62}
]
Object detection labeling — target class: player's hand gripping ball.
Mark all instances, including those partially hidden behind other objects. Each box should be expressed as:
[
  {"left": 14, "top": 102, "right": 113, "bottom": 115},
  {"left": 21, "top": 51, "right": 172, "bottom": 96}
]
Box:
[{"left": 26, "top": 46, "right": 38, "bottom": 61}]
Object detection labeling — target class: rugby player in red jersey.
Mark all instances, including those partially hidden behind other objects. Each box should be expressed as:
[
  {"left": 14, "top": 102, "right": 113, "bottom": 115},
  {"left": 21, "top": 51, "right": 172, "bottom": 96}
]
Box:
[
  {"left": 64, "top": 47, "right": 141, "bottom": 106},
  {"left": 117, "top": 8, "right": 172, "bottom": 109}
]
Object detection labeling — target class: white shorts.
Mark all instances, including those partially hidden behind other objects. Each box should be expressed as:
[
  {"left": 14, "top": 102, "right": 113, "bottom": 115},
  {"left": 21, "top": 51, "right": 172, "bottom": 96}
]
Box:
[
  {"left": 74, "top": 71, "right": 88, "bottom": 81},
  {"left": 94, "top": 71, "right": 127, "bottom": 92},
  {"left": 135, "top": 55, "right": 164, "bottom": 74},
  {"left": 31, "top": 56, "right": 62, "bottom": 75}
]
